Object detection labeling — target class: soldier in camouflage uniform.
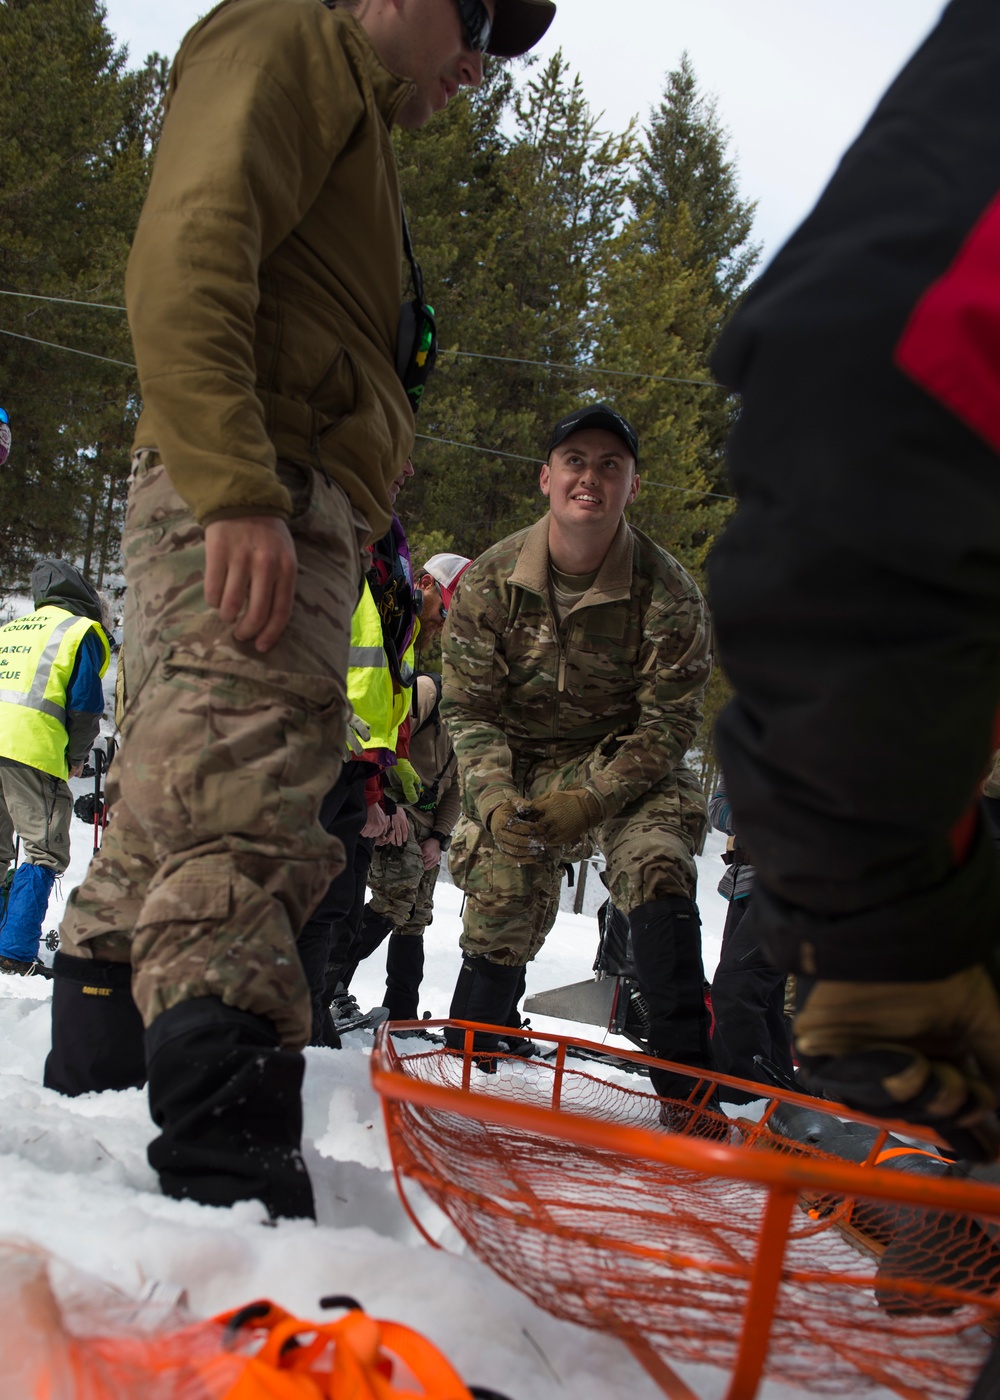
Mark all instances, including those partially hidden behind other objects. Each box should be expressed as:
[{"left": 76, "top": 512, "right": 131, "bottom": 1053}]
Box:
[{"left": 442, "top": 404, "right": 715, "bottom": 1102}]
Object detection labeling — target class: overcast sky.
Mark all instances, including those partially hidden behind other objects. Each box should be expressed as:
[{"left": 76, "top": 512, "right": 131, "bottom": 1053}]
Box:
[{"left": 101, "top": 0, "right": 948, "bottom": 260}]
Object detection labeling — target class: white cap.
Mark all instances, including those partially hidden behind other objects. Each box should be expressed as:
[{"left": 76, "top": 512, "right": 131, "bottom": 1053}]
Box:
[{"left": 422, "top": 552, "right": 472, "bottom": 610}]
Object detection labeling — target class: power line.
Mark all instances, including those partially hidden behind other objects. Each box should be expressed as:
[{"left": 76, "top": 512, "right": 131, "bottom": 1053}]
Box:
[
  {"left": 0, "top": 329, "right": 734, "bottom": 502},
  {"left": 0, "top": 288, "right": 126, "bottom": 312},
  {"left": 0, "top": 287, "right": 725, "bottom": 389},
  {"left": 439, "top": 347, "right": 722, "bottom": 389},
  {"left": 415, "top": 432, "right": 539, "bottom": 465},
  {"left": 0, "top": 325, "right": 136, "bottom": 369},
  {"left": 416, "top": 432, "right": 735, "bottom": 501}
]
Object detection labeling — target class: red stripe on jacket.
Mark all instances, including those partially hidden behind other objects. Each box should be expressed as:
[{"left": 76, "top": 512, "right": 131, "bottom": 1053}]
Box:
[{"left": 895, "top": 190, "right": 1000, "bottom": 456}]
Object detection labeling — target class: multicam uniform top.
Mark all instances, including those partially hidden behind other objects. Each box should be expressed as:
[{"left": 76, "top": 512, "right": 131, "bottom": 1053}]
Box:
[{"left": 441, "top": 514, "right": 711, "bottom": 826}]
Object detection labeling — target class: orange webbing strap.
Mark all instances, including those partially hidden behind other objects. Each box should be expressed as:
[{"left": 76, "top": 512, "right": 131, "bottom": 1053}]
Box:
[
  {"left": 874, "top": 1146, "right": 950, "bottom": 1167},
  {"left": 213, "top": 1298, "right": 477, "bottom": 1399}
]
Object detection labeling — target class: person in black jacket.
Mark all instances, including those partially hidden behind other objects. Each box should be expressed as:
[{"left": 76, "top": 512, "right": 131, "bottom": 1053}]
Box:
[
  {"left": 708, "top": 778, "right": 794, "bottom": 1100},
  {"left": 708, "top": 0, "right": 1000, "bottom": 1161}
]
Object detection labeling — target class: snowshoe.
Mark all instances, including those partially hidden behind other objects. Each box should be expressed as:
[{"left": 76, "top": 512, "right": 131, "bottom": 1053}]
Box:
[
  {"left": 330, "top": 1008, "right": 386, "bottom": 1041},
  {"left": 390, "top": 1013, "right": 444, "bottom": 1044},
  {"left": 335, "top": 1005, "right": 390, "bottom": 1035},
  {"left": 390, "top": 1025, "right": 445, "bottom": 1044},
  {"left": 331, "top": 987, "right": 390, "bottom": 1036}
]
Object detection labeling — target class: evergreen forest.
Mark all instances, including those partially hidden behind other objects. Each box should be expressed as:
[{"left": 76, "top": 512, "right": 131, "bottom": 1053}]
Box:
[{"left": 0, "top": 0, "right": 760, "bottom": 773}]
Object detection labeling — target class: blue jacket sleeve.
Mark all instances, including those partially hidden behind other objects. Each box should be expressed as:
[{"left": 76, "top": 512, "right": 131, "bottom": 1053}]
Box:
[{"left": 65, "top": 630, "right": 106, "bottom": 766}]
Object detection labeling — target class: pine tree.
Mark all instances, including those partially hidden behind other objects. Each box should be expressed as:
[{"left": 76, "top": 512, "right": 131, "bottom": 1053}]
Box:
[
  {"left": 602, "top": 58, "right": 763, "bottom": 783},
  {"left": 632, "top": 55, "right": 759, "bottom": 508},
  {"left": 595, "top": 208, "right": 725, "bottom": 577},
  {"left": 397, "top": 54, "right": 635, "bottom": 561},
  {"left": 636, "top": 53, "right": 759, "bottom": 307},
  {"left": 0, "top": 0, "right": 160, "bottom": 584}
]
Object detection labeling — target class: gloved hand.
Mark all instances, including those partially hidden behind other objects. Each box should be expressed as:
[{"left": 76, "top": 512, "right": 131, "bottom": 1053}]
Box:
[
  {"left": 794, "top": 965, "right": 1000, "bottom": 1161},
  {"left": 529, "top": 788, "right": 604, "bottom": 846},
  {"left": 394, "top": 758, "right": 421, "bottom": 804},
  {"left": 487, "top": 797, "right": 547, "bottom": 863}
]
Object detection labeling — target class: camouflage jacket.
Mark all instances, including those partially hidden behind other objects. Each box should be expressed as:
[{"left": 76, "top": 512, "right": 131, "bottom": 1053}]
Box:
[{"left": 441, "top": 515, "right": 711, "bottom": 827}]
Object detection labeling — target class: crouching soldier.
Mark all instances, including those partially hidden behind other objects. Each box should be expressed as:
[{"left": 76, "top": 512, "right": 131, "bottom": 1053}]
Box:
[{"left": 441, "top": 404, "right": 715, "bottom": 1112}]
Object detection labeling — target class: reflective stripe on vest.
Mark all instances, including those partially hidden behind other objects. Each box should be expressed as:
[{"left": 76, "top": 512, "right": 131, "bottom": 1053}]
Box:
[
  {"left": 0, "top": 613, "right": 77, "bottom": 722},
  {"left": 0, "top": 607, "right": 110, "bottom": 778},
  {"left": 349, "top": 645, "right": 388, "bottom": 669}
]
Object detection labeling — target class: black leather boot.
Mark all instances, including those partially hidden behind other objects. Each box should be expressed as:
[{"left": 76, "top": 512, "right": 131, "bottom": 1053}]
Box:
[
  {"left": 43, "top": 951, "right": 146, "bottom": 1095},
  {"left": 443, "top": 955, "right": 524, "bottom": 1055},
  {"left": 145, "top": 996, "right": 315, "bottom": 1220},
  {"left": 383, "top": 933, "right": 424, "bottom": 1020}
]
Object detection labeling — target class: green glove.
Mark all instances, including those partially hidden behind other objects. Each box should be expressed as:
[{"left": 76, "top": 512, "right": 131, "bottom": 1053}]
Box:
[
  {"left": 487, "top": 797, "right": 547, "bottom": 863},
  {"left": 529, "top": 788, "right": 604, "bottom": 846},
  {"left": 394, "top": 758, "right": 421, "bottom": 804},
  {"left": 795, "top": 965, "right": 1000, "bottom": 1162}
]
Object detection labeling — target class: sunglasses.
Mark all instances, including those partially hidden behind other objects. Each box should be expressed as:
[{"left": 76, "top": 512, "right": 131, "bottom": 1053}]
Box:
[{"left": 454, "top": 0, "right": 491, "bottom": 52}]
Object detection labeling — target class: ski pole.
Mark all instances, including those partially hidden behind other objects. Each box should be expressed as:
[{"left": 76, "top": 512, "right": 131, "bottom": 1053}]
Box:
[{"left": 753, "top": 1054, "right": 802, "bottom": 1096}]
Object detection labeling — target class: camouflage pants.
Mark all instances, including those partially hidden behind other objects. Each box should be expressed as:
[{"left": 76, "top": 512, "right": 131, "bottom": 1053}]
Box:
[
  {"left": 450, "top": 754, "right": 707, "bottom": 966},
  {"left": 368, "top": 817, "right": 440, "bottom": 936},
  {"left": 59, "top": 455, "right": 363, "bottom": 1050}
]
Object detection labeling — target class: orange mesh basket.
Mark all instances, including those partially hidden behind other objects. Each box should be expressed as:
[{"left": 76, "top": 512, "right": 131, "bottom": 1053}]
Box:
[{"left": 371, "top": 1020, "right": 1000, "bottom": 1400}]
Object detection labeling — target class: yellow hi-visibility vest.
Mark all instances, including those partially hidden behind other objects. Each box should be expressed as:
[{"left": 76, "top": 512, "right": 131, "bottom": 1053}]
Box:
[
  {"left": 0, "top": 606, "right": 110, "bottom": 778},
  {"left": 347, "top": 582, "right": 414, "bottom": 755}
]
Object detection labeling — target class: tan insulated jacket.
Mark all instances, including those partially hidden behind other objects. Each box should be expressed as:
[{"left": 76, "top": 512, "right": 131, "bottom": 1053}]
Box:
[{"left": 126, "top": 0, "right": 416, "bottom": 539}]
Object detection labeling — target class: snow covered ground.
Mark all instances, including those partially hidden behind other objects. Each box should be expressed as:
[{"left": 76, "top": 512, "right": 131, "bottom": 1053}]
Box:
[{"left": 0, "top": 789, "right": 895, "bottom": 1400}]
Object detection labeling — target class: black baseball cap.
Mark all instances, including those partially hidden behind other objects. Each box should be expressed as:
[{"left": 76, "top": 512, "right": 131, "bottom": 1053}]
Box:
[
  {"left": 489, "top": 0, "right": 556, "bottom": 58},
  {"left": 546, "top": 403, "right": 639, "bottom": 463}
]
